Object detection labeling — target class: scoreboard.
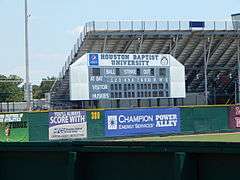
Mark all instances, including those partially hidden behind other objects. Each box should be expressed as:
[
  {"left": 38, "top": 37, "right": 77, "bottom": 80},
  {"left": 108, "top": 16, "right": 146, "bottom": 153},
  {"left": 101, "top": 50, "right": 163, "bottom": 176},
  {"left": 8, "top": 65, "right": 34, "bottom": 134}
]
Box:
[
  {"left": 70, "top": 53, "right": 185, "bottom": 100},
  {"left": 89, "top": 67, "right": 170, "bottom": 99}
]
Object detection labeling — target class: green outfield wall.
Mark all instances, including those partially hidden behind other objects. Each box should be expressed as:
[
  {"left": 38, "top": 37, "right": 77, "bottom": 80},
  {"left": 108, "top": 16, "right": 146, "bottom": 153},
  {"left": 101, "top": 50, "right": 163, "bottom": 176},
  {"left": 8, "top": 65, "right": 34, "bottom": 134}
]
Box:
[
  {"left": 181, "top": 106, "right": 229, "bottom": 133},
  {"left": 28, "top": 112, "right": 48, "bottom": 141},
  {"left": 87, "top": 110, "right": 104, "bottom": 139},
  {"left": 0, "top": 105, "right": 235, "bottom": 142}
]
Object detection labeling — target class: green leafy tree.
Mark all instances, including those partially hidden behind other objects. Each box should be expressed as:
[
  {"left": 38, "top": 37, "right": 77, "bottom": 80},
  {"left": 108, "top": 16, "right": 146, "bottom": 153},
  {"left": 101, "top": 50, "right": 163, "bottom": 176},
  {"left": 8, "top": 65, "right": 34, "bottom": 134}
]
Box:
[
  {"left": 34, "top": 76, "right": 56, "bottom": 99},
  {"left": 32, "top": 84, "right": 40, "bottom": 99},
  {"left": 0, "top": 74, "right": 24, "bottom": 102}
]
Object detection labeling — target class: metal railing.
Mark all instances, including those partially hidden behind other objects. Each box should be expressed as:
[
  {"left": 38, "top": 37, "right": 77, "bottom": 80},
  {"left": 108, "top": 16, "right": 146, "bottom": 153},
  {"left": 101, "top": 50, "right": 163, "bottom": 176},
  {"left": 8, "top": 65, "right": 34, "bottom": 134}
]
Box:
[{"left": 85, "top": 20, "right": 239, "bottom": 32}]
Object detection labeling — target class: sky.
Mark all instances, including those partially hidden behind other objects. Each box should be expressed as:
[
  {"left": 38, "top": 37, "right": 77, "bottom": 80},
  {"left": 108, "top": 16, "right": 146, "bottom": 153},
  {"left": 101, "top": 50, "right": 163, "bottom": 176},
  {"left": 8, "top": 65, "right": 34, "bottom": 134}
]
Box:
[{"left": 0, "top": 0, "right": 239, "bottom": 85}]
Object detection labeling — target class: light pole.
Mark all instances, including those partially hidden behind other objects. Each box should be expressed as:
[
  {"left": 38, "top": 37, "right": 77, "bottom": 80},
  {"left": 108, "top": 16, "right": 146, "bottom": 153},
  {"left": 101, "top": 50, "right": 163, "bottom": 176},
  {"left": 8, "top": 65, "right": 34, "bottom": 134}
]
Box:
[
  {"left": 24, "top": 0, "right": 31, "bottom": 111},
  {"left": 238, "top": 36, "right": 240, "bottom": 104}
]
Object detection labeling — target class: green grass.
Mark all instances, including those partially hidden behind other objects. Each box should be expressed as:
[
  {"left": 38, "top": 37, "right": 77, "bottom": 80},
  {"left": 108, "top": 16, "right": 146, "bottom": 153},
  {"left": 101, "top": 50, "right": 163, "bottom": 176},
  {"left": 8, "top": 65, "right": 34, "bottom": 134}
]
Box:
[
  {"left": 0, "top": 128, "right": 29, "bottom": 142},
  {"left": 120, "top": 133, "right": 240, "bottom": 142}
]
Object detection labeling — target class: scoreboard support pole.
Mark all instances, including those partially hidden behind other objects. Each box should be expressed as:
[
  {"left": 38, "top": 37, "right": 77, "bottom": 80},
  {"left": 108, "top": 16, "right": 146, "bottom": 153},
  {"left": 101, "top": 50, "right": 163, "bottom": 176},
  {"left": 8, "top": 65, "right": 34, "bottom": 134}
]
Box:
[
  {"left": 94, "top": 100, "right": 99, "bottom": 108},
  {"left": 116, "top": 99, "right": 120, "bottom": 108},
  {"left": 173, "top": 99, "right": 178, "bottom": 106},
  {"left": 137, "top": 99, "right": 141, "bottom": 107},
  {"left": 148, "top": 99, "right": 152, "bottom": 107},
  {"left": 157, "top": 98, "right": 160, "bottom": 106},
  {"left": 168, "top": 99, "right": 171, "bottom": 106}
]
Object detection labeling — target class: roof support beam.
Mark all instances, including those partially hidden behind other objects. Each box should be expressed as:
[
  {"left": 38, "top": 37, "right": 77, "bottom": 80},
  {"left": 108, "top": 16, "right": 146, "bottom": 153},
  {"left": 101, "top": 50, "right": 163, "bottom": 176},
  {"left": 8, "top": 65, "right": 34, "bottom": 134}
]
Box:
[
  {"left": 171, "top": 35, "right": 179, "bottom": 57},
  {"left": 102, "top": 36, "right": 108, "bottom": 52},
  {"left": 137, "top": 34, "right": 144, "bottom": 53}
]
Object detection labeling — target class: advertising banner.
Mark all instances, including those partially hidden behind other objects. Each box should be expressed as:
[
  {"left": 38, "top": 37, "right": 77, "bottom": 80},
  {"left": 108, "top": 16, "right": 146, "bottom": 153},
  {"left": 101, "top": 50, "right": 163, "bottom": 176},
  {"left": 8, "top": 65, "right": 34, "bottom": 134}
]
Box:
[
  {"left": 88, "top": 53, "right": 171, "bottom": 67},
  {"left": 49, "top": 111, "right": 87, "bottom": 140},
  {"left": 229, "top": 106, "right": 240, "bottom": 129},
  {"left": 0, "top": 113, "right": 29, "bottom": 142},
  {"left": 105, "top": 108, "right": 180, "bottom": 137}
]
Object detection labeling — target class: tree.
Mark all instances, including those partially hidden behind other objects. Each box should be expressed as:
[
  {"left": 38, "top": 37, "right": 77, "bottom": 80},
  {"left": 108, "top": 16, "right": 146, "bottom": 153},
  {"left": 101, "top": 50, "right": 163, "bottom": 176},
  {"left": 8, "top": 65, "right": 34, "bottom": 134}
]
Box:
[
  {"left": 0, "top": 74, "right": 24, "bottom": 102},
  {"left": 32, "top": 84, "right": 40, "bottom": 99},
  {"left": 34, "top": 76, "right": 56, "bottom": 99},
  {"left": 0, "top": 75, "right": 57, "bottom": 101}
]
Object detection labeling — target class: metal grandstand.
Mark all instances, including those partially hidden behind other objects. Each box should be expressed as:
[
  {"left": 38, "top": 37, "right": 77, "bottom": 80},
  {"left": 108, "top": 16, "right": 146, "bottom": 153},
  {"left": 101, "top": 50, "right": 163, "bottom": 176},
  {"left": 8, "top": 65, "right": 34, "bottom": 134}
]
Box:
[{"left": 50, "top": 20, "right": 240, "bottom": 109}]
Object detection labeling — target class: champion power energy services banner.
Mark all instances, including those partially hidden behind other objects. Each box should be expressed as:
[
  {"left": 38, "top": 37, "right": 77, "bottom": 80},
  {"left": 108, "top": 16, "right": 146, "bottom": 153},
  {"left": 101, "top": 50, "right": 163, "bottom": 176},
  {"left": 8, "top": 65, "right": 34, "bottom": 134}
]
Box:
[
  {"left": 0, "top": 113, "right": 29, "bottom": 142},
  {"left": 49, "top": 111, "right": 87, "bottom": 140},
  {"left": 105, "top": 108, "right": 180, "bottom": 137}
]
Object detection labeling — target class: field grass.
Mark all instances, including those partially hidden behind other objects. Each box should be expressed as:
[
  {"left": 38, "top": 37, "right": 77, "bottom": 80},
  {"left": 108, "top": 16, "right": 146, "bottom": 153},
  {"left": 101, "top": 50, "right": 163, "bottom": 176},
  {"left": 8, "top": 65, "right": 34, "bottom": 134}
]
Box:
[{"left": 120, "top": 132, "right": 240, "bottom": 142}]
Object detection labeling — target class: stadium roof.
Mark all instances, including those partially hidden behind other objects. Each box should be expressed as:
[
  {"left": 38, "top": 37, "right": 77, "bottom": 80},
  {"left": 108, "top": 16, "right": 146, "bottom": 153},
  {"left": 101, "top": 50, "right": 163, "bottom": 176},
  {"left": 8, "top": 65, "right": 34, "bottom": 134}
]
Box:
[
  {"left": 51, "top": 20, "right": 240, "bottom": 106},
  {"left": 232, "top": 13, "right": 240, "bottom": 16}
]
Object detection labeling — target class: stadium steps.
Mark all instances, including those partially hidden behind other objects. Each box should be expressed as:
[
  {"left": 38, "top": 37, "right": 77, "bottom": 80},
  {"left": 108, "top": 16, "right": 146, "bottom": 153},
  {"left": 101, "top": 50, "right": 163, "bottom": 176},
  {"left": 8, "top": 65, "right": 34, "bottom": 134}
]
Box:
[
  {"left": 173, "top": 36, "right": 190, "bottom": 58},
  {"left": 109, "top": 39, "right": 125, "bottom": 53},
  {"left": 144, "top": 38, "right": 158, "bottom": 53},
  {"left": 181, "top": 38, "right": 202, "bottom": 65},
  {"left": 208, "top": 38, "right": 233, "bottom": 66},
  {"left": 140, "top": 39, "right": 156, "bottom": 53},
  {"left": 50, "top": 71, "right": 70, "bottom": 107},
  {"left": 216, "top": 39, "right": 237, "bottom": 66},
  {"left": 175, "top": 35, "right": 194, "bottom": 63},
  {"left": 186, "top": 39, "right": 205, "bottom": 67},
  {"left": 159, "top": 39, "right": 172, "bottom": 54},
  {"left": 225, "top": 52, "right": 238, "bottom": 67},
  {"left": 178, "top": 38, "right": 201, "bottom": 64},
  {"left": 149, "top": 39, "right": 168, "bottom": 54},
  {"left": 126, "top": 39, "right": 141, "bottom": 53},
  {"left": 121, "top": 38, "right": 136, "bottom": 53}
]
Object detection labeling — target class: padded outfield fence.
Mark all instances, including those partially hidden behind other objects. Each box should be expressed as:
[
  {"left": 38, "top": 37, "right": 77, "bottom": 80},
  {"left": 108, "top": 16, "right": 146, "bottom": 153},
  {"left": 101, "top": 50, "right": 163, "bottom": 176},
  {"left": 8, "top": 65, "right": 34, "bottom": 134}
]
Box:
[
  {"left": 0, "top": 105, "right": 238, "bottom": 142},
  {"left": 1, "top": 141, "right": 240, "bottom": 180}
]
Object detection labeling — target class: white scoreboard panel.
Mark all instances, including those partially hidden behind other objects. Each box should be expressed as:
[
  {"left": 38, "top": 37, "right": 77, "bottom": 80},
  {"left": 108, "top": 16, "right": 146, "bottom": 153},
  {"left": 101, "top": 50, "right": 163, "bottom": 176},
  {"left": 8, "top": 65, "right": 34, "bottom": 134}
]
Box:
[{"left": 70, "top": 53, "right": 185, "bottom": 101}]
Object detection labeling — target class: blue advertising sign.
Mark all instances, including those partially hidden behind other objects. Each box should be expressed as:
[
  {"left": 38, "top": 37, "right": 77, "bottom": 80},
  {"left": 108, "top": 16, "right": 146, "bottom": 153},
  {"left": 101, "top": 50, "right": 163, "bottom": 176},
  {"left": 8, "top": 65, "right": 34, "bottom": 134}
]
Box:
[
  {"left": 89, "top": 53, "right": 99, "bottom": 66},
  {"left": 189, "top": 21, "right": 205, "bottom": 28},
  {"left": 105, "top": 108, "right": 180, "bottom": 137}
]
